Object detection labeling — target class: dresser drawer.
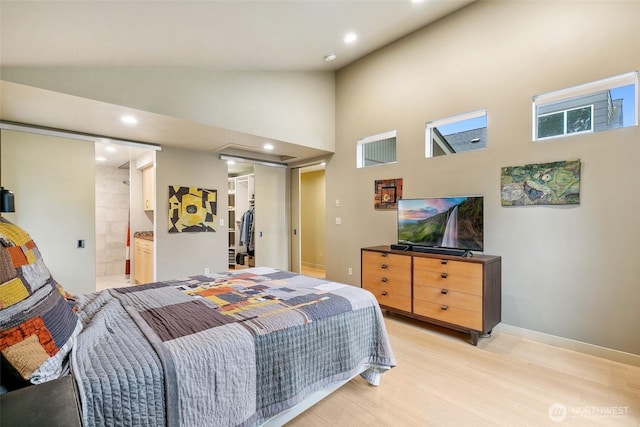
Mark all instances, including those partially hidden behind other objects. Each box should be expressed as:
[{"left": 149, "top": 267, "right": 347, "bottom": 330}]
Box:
[
  {"left": 413, "top": 299, "right": 482, "bottom": 331},
  {"left": 362, "top": 267, "right": 411, "bottom": 295},
  {"left": 365, "top": 287, "right": 411, "bottom": 312},
  {"left": 414, "top": 269, "right": 483, "bottom": 296},
  {"left": 414, "top": 257, "right": 482, "bottom": 278},
  {"left": 362, "top": 250, "right": 411, "bottom": 311},
  {"left": 363, "top": 250, "right": 411, "bottom": 269},
  {"left": 414, "top": 284, "right": 482, "bottom": 313},
  {"left": 362, "top": 263, "right": 411, "bottom": 312}
]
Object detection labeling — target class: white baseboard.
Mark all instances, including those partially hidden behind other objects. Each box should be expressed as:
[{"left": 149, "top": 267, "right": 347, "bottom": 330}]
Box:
[{"left": 494, "top": 323, "right": 640, "bottom": 367}]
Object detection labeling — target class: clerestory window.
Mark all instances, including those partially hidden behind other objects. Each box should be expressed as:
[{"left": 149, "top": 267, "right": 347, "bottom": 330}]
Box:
[
  {"left": 356, "top": 130, "right": 397, "bottom": 168},
  {"left": 533, "top": 71, "right": 637, "bottom": 141}
]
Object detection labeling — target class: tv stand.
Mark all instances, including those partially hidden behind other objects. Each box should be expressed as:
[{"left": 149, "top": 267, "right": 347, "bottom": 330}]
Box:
[
  {"left": 412, "top": 246, "right": 470, "bottom": 257},
  {"left": 361, "top": 245, "right": 501, "bottom": 345}
]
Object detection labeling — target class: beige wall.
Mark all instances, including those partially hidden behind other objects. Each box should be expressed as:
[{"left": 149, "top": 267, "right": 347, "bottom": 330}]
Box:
[
  {"left": 328, "top": 1, "right": 640, "bottom": 355},
  {"left": 154, "top": 147, "right": 228, "bottom": 280},
  {"left": 301, "top": 170, "right": 325, "bottom": 269},
  {"left": 1, "top": 130, "right": 96, "bottom": 295}
]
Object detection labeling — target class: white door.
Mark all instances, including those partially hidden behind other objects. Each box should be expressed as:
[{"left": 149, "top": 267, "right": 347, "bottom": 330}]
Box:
[{"left": 253, "top": 164, "right": 288, "bottom": 270}]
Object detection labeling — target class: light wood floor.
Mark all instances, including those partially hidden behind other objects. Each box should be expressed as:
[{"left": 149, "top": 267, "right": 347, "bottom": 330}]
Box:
[
  {"left": 286, "top": 313, "right": 640, "bottom": 426},
  {"left": 301, "top": 265, "right": 326, "bottom": 279}
]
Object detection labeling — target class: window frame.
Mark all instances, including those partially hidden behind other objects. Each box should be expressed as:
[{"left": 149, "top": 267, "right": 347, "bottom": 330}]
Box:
[
  {"left": 532, "top": 71, "right": 638, "bottom": 141},
  {"left": 425, "top": 109, "right": 487, "bottom": 158},
  {"left": 537, "top": 104, "right": 595, "bottom": 140},
  {"left": 356, "top": 129, "right": 397, "bottom": 168}
]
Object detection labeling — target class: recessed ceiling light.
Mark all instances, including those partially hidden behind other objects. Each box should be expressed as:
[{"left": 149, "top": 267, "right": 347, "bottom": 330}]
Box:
[
  {"left": 227, "top": 160, "right": 235, "bottom": 165},
  {"left": 263, "top": 143, "right": 274, "bottom": 151},
  {"left": 121, "top": 115, "right": 138, "bottom": 125},
  {"left": 344, "top": 32, "right": 358, "bottom": 44},
  {"left": 324, "top": 53, "right": 336, "bottom": 62},
  {"left": 96, "top": 156, "right": 106, "bottom": 162},
  {"left": 105, "top": 146, "right": 117, "bottom": 152}
]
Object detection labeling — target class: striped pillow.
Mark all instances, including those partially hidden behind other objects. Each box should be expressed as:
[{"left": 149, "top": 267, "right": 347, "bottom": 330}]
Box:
[{"left": 0, "top": 218, "right": 82, "bottom": 384}]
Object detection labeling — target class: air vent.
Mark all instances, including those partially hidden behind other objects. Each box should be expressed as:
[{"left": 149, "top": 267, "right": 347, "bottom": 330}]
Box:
[{"left": 215, "top": 144, "right": 297, "bottom": 163}]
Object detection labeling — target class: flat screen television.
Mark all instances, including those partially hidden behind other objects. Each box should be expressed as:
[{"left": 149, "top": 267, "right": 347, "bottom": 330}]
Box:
[{"left": 397, "top": 196, "right": 483, "bottom": 252}]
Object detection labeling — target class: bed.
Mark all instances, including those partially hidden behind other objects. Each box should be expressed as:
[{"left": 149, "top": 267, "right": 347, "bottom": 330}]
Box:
[{"left": 0, "top": 218, "right": 396, "bottom": 426}]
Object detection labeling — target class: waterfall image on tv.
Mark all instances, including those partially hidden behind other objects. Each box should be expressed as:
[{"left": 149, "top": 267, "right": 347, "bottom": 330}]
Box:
[{"left": 397, "top": 196, "right": 484, "bottom": 251}]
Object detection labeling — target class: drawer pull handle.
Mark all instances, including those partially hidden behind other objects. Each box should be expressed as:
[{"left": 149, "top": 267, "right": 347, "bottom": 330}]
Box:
[
  {"left": 381, "top": 253, "right": 388, "bottom": 258},
  {"left": 441, "top": 259, "right": 448, "bottom": 265},
  {"left": 381, "top": 264, "right": 388, "bottom": 269},
  {"left": 441, "top": 305, "right": 448, "bottom": 311},
  {"left": 381, "top": 291, "right": 388, "bottom": 296},
  {"left": 441, "top": 289, "right": 448, "bottom": 295},
  {"left": 381, "top": 277, "right": 388, "bottom": 283},
  {"left": 441, "top": 272, "right": 448, "bottom": 279}
]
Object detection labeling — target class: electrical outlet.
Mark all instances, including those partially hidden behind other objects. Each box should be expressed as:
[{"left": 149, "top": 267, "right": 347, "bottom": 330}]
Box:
[
  {"left": 348, "top": 267, "right": 353, "bottom": 276},
  {"left": 204, "top": 267, "right": 210, "bottom": 275}
]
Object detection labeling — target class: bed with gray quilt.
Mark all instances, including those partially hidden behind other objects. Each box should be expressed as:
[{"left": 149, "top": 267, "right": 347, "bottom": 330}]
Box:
[{"left": 70, "top": 267, "right": 396, "bottom": 427}]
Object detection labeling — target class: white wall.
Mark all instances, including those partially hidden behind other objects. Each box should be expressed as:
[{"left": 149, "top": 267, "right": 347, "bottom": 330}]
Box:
[
  {"left": 328, "top": 1, "right": 640, "bottom": 355},
  {"left": 1, "top": 130, "right": 96, "bottom": 295},
  {"left": 0, "top": 68, "right": 336, "bottom": 152}
]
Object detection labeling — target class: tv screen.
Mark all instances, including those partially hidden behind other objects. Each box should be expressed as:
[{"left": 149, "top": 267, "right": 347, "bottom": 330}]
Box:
[{"left": 397, "top": 196, "right": 483, "bottom": 251}]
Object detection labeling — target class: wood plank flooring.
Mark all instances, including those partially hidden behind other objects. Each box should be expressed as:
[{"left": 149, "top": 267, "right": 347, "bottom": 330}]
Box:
[{"left": 286, "top": 313, "right": 640, "bottom": 426}]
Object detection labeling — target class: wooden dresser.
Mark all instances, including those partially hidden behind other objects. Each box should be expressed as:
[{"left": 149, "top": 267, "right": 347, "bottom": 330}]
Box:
[{"left": 361, "top": 245, "right": 501, "bottom": 345}]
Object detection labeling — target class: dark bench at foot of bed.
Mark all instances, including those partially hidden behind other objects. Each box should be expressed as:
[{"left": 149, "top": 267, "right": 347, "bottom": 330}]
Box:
[{"left": 0, "top": 376, "right": 83, "bottom": 427}]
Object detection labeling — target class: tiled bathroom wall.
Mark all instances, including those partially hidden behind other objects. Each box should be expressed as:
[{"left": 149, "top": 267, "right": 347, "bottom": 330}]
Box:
[{"left": 95, "top": 165, "right": 130, "bottom": 277}]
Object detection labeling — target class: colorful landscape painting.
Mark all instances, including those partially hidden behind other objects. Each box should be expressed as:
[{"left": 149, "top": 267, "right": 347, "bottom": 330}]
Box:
[{"left": 500, "top": 159, "right": 581, "bottom": 206}]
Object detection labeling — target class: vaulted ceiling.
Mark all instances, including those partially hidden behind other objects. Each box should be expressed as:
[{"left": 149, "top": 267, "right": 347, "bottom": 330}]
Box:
[{"left": 0, "top": 0, "right": 474, "bottom": 166}]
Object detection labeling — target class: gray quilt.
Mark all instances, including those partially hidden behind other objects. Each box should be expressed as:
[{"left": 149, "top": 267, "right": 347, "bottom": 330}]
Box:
[{"left": 71, "top": 267, "right": 396, "bottom": 427}]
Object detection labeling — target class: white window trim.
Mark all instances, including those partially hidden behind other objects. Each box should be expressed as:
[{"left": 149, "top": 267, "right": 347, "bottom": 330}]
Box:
[
  {"left": 532, "top": 71, "right": 638, "bottom": 140},
  {"left": 537, "top": 104, "right": 595, "bottom": 140},
  {"left": 425, "top": 109, "right": 487, "bottom": 158},
  {"left": 356, "top": 129, "right": 397, "bottom": 168}
]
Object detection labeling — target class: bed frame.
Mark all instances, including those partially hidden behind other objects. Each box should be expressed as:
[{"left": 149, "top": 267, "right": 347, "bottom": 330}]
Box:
[{"left": 261, "top": 364, "right": 370, "bottom": 426}]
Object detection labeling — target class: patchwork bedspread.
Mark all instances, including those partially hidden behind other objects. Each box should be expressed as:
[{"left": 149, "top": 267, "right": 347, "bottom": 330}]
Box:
[{"left": 71, "top": 267, "right": 396, "bottom": 427}]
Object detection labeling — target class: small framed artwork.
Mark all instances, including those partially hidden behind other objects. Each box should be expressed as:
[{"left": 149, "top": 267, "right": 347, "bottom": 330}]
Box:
[
  {"left": 168, "top": 186, "right": 217, "bottom": 232},
  {"left": 374, "top": 178, "right": 403, "bottom": 210}
]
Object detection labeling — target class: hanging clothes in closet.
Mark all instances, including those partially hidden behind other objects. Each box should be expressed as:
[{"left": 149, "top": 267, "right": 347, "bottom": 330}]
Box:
[{"left": 239, "top": 204, "right": 255, "bottom": 256}]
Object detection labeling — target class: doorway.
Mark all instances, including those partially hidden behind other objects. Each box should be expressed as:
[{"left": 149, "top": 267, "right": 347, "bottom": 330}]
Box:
[
  {"left": 94, "top": 141, "right": 156, "bottom": 291},
  {"left": 293, "top": 164, "right": 326, "bottom": 279},
  {"left": 227, "top": 160, "right": 288, "bottom": 271}
]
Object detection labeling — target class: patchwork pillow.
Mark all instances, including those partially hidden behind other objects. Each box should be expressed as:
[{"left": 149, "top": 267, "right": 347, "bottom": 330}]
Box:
[{"left": 0, "top": 217, "right": 82, "bottom": 384}]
